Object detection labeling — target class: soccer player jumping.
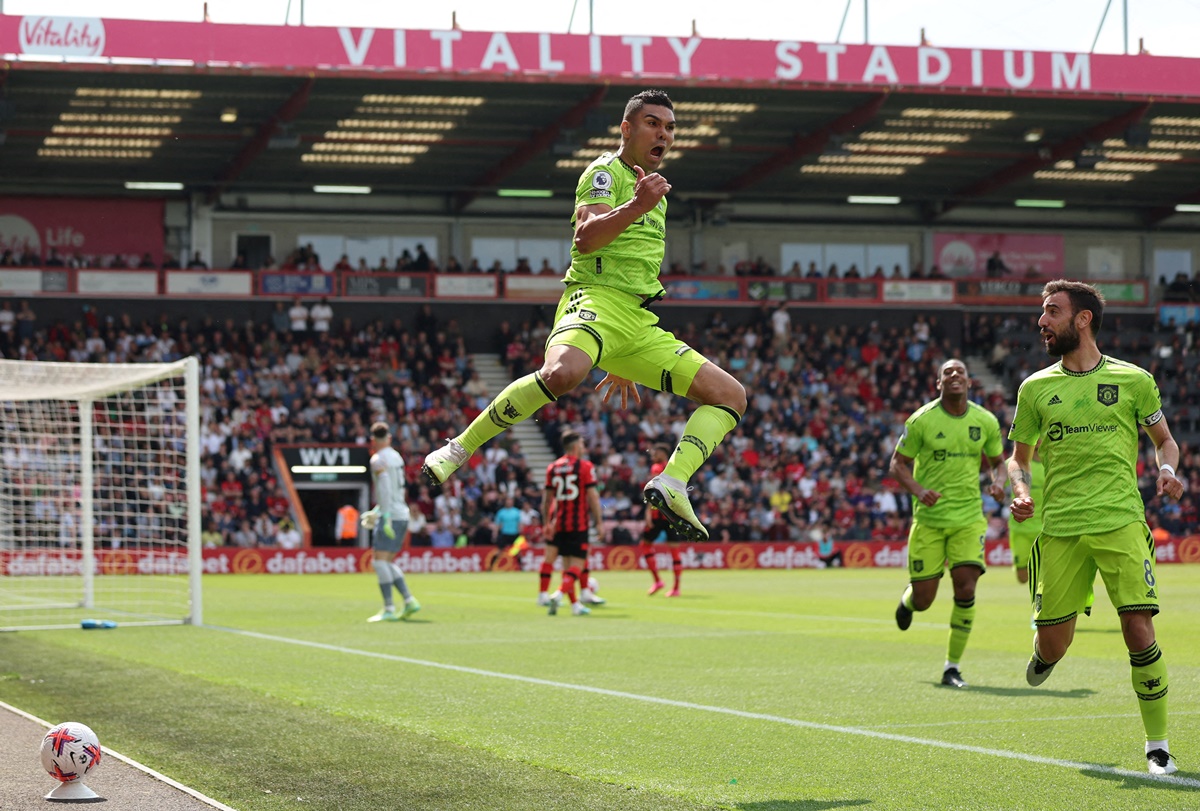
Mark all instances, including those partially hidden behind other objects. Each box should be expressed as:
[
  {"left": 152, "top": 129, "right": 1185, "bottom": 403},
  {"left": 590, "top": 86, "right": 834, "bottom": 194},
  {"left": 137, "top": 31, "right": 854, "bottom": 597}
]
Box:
[
  {"left": 1009, "top": 280, "right": 1184, "bottom": 776},
  {"left": 423, "top": 89, "right": 746, "bottom": 544}
]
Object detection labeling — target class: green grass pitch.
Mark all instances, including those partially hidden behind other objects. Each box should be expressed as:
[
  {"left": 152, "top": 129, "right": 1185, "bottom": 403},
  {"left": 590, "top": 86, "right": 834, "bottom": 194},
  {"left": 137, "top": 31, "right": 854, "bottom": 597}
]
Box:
[{"left": 2, "top": 566, "right": 1199, "bottom": 810}]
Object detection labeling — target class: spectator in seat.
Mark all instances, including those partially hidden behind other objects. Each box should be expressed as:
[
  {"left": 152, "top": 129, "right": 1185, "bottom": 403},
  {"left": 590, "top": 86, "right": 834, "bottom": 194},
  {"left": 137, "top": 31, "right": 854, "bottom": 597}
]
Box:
[
  {"left": 187, "top": 251, "right": 209, "bottom": 270},
  {"left": 138, "top": 252, "right": 157, "bottom": 269}
]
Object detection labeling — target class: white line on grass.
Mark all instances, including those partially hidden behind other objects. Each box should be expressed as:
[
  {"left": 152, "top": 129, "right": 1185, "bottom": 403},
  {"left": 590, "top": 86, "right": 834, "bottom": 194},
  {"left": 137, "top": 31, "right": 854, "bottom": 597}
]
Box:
[
  {"left": 867, "top": 710, "right": 1200, "bottom": 729},
  {"left": 432, "top": 592, "right": 936, "bottom": 628},
  {"left": 0, "top": 700, "right": 239, "bottom": 811},
  {"left": 407, "top": 629, "right": 786, "bottom": 645},
  {"left": 216, "top": 626, "right": 1199, "bottom": 789}
]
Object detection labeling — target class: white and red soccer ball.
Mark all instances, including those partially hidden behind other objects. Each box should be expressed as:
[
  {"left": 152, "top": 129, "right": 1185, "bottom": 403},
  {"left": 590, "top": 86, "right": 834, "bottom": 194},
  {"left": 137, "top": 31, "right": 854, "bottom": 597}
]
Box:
[{"left": 40, "top": 722, "right": 102, "bottom": 784}]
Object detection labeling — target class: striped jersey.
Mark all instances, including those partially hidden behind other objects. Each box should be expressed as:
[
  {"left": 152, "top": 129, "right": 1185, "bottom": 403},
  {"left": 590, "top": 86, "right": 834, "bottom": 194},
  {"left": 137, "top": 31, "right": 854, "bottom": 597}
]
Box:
[
  {"left": 544, "top": 454, "right": 597, "bottom": 533},
  {"left": 566, "top": 152, "right": 667, "bottom": 297}
]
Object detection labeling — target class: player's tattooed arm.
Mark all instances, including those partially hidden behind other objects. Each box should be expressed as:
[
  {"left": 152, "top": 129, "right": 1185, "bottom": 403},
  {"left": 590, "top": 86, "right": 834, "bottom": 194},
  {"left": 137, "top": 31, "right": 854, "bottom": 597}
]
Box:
[{"left": 1007, "top": 442, "right": 1035, "bottom": 522}]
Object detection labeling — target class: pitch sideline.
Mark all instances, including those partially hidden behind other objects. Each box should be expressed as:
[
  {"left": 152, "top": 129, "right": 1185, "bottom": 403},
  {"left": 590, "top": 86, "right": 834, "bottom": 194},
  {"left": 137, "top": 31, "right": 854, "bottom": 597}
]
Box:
[{"left": 216, "top": 626, "right": 1200, "bottom": 789}]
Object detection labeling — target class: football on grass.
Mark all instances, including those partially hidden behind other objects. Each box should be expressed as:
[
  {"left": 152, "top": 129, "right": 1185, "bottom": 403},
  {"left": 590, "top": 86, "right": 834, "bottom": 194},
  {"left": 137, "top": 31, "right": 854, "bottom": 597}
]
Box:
[{"left": 40, "top": 722, "right": 102, "bottom": 783}]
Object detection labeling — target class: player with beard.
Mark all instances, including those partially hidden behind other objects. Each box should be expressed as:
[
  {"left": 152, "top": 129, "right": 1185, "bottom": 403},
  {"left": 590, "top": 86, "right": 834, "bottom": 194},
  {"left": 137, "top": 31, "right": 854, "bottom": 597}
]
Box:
[
  {"left": 1008, "top": 280, "right": 1184, "bottom": 775},
  {"left": 423, "top": 89, "right": 746, "bottom": 546},
  {"left": 890, "top": 359, "right": 1005, "bottom": 689}
]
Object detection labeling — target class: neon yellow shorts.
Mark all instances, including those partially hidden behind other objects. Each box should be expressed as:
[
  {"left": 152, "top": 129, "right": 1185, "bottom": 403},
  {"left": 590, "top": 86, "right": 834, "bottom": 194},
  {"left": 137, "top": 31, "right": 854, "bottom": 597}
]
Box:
[
  {"left": 906, "top": 517, "right": 987, "bottom": 582},
  {"left": 1030, "top": 520, "right": 1158, "bottom": 626},
  {"left": 1008, "top": 522, "right": 1041, "bottom": 571},
  {"left": 547, "top": 284, "right": 707, "bottom": 395}
]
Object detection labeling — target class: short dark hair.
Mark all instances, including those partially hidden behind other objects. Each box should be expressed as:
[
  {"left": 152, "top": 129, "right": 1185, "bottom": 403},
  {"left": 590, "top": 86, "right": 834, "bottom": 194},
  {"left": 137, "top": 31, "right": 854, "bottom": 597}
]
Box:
[
  {"left": 624, "top": 89, "right": 674, "bottom": 121},
  {"left": 653, "top": 443, "right": 671, "bottom": 456},
  {"left": 370, "top": 421, "right": 390, "bottom": 439},
  {"left": 561, "top": 429, "right": 583, "bottom": 450},
  {"left": 1043, "top": 279, "right": 1105, "bottom": 335}
]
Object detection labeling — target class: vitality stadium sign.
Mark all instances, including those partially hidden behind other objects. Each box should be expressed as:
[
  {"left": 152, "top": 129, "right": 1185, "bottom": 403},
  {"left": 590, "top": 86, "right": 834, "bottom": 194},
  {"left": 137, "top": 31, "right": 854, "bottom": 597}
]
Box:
[{"left": 6, "top": 15, "right": 1200, "bottom": 99}]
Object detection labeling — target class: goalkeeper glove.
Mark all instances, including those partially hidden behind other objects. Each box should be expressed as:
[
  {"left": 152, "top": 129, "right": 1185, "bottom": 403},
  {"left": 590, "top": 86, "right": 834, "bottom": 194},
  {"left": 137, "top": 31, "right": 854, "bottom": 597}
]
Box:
[
  {"left": 360, "top": 507, "right": 381, "bottom": 530},
  {"left": 382, "top": 513, "right": 395, "bottom": 540}
]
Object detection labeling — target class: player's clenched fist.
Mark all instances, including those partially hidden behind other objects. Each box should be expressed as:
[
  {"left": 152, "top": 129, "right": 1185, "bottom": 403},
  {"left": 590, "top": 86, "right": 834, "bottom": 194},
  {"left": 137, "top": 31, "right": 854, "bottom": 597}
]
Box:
[
  {"left": 1010, "top": 496, "right": 1035, "bottom": 523},
  {"left": 632, "top": 164, "right": 671, "bottom": 214}
]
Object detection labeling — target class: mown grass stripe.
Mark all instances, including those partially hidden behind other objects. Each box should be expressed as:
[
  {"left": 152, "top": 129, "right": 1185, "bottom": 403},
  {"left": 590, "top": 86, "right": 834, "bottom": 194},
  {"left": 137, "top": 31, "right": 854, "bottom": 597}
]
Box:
[{"left": 218, "top": 626, "right": 1200, "bottom": 789}]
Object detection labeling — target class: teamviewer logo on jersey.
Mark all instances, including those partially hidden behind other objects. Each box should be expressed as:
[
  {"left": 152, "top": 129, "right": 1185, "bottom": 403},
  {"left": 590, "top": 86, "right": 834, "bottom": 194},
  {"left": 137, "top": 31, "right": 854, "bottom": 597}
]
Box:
[
  {"left": 1097, "top": 384, "right": 1119, "bottom": 406},
  {"left": 1047, "top": 422, "right": 1064, "bottom": 441}
]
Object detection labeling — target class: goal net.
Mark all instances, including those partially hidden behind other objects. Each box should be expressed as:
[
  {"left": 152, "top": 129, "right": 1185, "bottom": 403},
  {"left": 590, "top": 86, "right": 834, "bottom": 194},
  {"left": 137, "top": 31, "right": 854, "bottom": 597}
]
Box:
[{"left": 0, "top": 357, "right": 202, "bottom": 630}]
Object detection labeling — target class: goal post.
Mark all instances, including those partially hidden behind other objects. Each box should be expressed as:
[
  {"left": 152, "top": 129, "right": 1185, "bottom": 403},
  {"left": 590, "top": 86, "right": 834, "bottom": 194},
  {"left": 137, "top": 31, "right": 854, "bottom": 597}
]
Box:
[{"left": 0, "top": 357, "right": 202, "bottom": 630}]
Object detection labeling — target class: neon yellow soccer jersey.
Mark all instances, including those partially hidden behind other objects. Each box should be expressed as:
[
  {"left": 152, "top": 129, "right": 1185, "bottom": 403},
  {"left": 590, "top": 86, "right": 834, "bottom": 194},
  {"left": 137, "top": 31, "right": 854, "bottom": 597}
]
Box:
[
  {"left": 1009, "top": 356, "right": 1163, "bottom": 536},
  {"left": 566, "top": 153, "right": 667, "bottom": 297},
  {"left": 895, "top": 399, "right": 1003, "bottom": 528}
]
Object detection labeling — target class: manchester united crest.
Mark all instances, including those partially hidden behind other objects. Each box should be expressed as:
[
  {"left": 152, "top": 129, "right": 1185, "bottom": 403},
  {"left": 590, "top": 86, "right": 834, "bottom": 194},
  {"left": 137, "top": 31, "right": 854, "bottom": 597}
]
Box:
[
  {"left": 1097, "top": 384, "right": 1119, "bottom": 407},
  {"left": 969, "top": 426, "right": 981, "bottom": 441}
]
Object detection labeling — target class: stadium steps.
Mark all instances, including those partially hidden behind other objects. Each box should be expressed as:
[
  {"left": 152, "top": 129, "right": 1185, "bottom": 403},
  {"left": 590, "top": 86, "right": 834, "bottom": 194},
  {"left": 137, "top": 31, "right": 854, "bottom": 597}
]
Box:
[
  {"left": 468, "top": 354, "right": 557, "bottom": 472},
  {"left": 964, "top": 354, "right": 1012, "bottom": 400}
]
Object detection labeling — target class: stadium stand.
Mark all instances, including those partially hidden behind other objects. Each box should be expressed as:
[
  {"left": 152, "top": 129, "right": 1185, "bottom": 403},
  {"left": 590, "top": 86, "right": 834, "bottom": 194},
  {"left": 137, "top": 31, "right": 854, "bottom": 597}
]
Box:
[{"left": 2, "top": 298, "right": 1192, "bottom": 549}]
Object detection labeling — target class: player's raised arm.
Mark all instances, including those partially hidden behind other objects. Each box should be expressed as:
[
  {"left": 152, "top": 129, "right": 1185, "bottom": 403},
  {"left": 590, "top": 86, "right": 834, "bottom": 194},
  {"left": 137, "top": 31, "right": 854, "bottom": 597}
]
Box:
[
  {"left": 1007, "top": 441, "right": 1035, "bottom": 522},
  {"left": 1143, "top": 417, "right": 1184, "bottom": 500}
]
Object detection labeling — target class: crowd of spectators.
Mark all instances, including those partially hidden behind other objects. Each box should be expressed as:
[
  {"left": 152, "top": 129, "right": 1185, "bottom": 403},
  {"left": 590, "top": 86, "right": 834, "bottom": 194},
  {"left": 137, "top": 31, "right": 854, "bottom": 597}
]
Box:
[{"left": 0, "top": 297, "right": 1195, "bottom": 550}]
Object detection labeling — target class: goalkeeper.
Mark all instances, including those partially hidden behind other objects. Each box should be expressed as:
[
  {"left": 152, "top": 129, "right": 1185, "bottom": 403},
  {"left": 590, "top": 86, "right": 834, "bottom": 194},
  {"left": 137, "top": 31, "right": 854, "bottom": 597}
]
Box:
[{"left": 363, "top": 421, "right": 421, "bottom": 623}]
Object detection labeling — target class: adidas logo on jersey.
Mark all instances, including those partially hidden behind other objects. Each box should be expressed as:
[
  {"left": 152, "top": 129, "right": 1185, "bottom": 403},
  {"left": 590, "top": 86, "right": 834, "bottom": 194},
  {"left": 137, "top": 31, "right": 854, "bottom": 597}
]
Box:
[
  {"left": 1048, "top": 395, "right": 1062, "bottom": 405},
  {"left": 936, "top": 431, "right": 946, "bottom": 439}
]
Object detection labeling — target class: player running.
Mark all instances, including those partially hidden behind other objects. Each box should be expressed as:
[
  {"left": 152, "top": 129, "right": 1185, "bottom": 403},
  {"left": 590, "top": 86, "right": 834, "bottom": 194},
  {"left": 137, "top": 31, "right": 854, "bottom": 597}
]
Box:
[
  {"left": 1008, "top": 280, "right": 1184, "bottom": 775},
  {"left": 423, "top": 89, "right": 746, "bottom": 544},
  {"left": 890, "top": 359, "right": 1005, "bottom": 689}
]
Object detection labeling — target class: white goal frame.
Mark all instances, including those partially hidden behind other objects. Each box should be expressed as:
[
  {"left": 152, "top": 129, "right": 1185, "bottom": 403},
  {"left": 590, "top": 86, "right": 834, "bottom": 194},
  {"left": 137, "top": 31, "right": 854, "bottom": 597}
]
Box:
[{"left": 0, "top": 357, "right": 202, "bottom": 630}]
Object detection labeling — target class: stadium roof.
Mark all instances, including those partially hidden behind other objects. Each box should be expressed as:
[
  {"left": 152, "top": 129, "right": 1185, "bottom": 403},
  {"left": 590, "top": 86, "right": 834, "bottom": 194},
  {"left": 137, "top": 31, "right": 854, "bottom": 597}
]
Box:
[{"left": 5, "top": 17, "right": 1200, "bottom": 227}]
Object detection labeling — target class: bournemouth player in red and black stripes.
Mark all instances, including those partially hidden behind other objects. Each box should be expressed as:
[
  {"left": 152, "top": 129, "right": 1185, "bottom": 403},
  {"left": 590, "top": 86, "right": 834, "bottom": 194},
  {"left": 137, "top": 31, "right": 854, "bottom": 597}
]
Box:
[
  {"left": 640, "top": 443, "right": 684, "bottom": 596},
  {"left": 542, "top": 430, "right": 605, "bottom": 616}
]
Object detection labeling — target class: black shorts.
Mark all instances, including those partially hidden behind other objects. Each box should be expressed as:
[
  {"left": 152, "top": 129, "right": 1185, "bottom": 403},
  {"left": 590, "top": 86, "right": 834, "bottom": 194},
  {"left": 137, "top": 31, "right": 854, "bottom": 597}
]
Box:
[{"left": 548, "top": 530, "right": 589, "bottom": 559}]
